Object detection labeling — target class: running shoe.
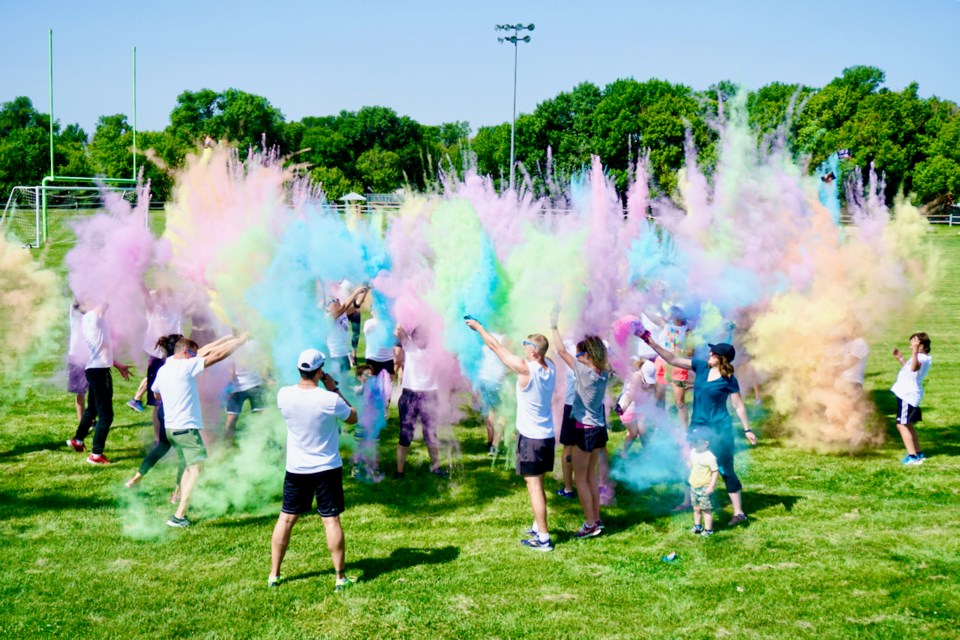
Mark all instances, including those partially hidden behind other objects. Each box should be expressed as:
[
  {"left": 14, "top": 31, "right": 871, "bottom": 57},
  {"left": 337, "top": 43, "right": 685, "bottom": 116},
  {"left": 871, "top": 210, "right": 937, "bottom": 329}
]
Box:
[
  {"left": 267, "top": 576, "right": 283, "bottom": 588},
  {"left": 127, "top": 399, "right": 144, "bottom": 413},
  {"left": 555, "top": 488, "right": 575, "bottom": 499},
  {"left": 487, "top": 445, "right": 498, "bottom": 457},
  {"left": 901, "top": 454, "right": 917, "bottom": 465},
  {"left": 430, "top": 467, "right": 449, "bottom": 479},
  {"left": 392, "top": 471, "right": 405, "bottom": 480},
  {"left": 334, "top": 577, "right": 354, "bottom": 592},
  {"left": 86, "top": 453, "right": 110, "bottom": 466},
  {"left": 574, "top": 522, "right": 602, "bottom": 539},
  {"left": 166, "top": 515, "right": 191, "bottom": 528},
  {"left": 728, "top": 513, "right": 748, "bottom": 527},
  {"left": 595, "top": 519, "right": 605, "bottom": 530},
  {"left": 691, "top": 525, "right": 704, "bottom": 535},
  {"left": 916, "top": 452, "right": 926, "bottom": 461},
  {"left": 906, "top": 456, "right": 925, "bottom": 466},
  {"left": 701, "top": 529, "right": 715, "bottom": 537},
  {"left": 66, "top": 438, "right": 85, "bottom": 453},
  {"left": 521, "top": 537, "right": 554, "bottom": 552}
]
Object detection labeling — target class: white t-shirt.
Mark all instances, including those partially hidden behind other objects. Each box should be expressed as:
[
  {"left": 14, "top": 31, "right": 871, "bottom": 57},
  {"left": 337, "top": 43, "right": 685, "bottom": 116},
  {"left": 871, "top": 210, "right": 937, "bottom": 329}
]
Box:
[
  {"left": 401, "top": 341, "right": 438, "bottom": 392},
  {"left": 231, "top": 341, "right": 265, "bottom": 392},
  {"left": 68, "top": 306, "right": 89, "bottom": 365},
  {"left": 841, "top": 338, "right": 869, "bottom": 385},
  {"left": 83, "top": 310, "right": 113, "bottom": 370},
  {"left": 363, "top": 317, "right": 394, "bottom": 362},
  {"left": 152, "top": 357, "right": 206, "bottom": 430},
  {"left": 327, "top": 313, "right": 352, "bottom": 358},
  {"left": 891, "top": 352, "right": 932, "bottom": 407},
  {"left": 277, "top": 385, "right": 352, "bottom": 473},
  {"left": 516, "top": 360, "right": 556, "bottom": 440},
  {"left": 478, "top": 334, "right": 507, "bottom": 385},
  {"left": 142, "top": 307, "right": 183, "bottom": 358},
  {"left": 563, "top": 340, "right": 576, "bottom": 405}
]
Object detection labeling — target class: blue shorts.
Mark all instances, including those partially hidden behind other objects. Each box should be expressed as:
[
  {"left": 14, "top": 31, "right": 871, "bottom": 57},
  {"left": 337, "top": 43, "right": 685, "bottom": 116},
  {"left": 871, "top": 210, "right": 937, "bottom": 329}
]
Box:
[{"left": 225, "top": 385, "right": 265, "bottom": 415}]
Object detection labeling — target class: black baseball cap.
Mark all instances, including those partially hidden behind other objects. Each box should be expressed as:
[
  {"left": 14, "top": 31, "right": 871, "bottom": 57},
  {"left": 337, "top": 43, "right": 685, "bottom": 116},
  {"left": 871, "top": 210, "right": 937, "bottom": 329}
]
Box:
[{"left": 708, "top": 342, "right": 736, "bottom": 362}]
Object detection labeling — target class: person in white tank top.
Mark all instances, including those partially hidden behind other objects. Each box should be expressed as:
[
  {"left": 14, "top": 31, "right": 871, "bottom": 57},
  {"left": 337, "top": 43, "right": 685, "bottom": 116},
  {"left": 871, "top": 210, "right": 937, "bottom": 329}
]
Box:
[{"left": 466, "top": 318, "right": 557, "bottom": 552}]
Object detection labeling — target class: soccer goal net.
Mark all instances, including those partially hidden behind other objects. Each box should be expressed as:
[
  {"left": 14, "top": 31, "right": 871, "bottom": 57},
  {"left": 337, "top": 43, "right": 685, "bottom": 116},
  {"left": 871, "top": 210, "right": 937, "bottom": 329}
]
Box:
[{"left": 1, "top": 184, "right": 138, "bottom": 248}]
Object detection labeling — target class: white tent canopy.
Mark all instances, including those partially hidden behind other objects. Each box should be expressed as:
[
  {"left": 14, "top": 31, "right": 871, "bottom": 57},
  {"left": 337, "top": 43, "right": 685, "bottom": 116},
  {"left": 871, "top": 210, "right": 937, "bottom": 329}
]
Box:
[{"left": 340, "top": 192, "right": 367, "bottom": 202}]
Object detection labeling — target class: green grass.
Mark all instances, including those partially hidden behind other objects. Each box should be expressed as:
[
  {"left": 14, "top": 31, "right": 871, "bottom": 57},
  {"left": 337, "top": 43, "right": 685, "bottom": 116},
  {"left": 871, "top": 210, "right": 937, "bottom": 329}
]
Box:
[{"left": 1, "top": 222, "right": 958, "bottom": 639}]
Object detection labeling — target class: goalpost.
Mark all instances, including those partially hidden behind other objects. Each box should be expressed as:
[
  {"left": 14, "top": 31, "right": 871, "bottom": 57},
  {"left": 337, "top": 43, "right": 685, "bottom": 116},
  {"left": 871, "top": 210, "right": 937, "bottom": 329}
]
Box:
[
  {"left": 1, "top": 184, "right": 138, "bottom": 248},
  {"left": 0, "top": 29, "right": 141, "bottom": 247}
]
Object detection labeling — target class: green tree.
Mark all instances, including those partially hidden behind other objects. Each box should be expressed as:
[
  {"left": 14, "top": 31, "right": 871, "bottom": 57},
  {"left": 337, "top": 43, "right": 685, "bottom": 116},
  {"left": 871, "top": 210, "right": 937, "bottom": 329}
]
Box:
[
  {"left": 355, "top": 148, "right": 403, "bottom": 193},
  {"left": 167, "top": 88, "right": 286, "bottom": 152},
  {"left": 310, "top": 166, "right": 356, "bottom": 201}
]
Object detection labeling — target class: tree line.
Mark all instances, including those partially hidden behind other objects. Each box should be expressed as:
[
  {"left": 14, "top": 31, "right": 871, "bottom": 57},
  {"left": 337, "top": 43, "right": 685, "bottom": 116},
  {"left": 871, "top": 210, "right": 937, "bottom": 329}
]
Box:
[{"left": 1, "top": 65, "right": 958, "bottom": 206}]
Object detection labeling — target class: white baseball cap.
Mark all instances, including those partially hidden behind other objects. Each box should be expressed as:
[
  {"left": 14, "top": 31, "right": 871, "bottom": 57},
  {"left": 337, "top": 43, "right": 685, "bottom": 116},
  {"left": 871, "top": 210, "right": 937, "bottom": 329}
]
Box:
[
  {"left": 297, "top": 348, "right": 325, "bottom": 372},
  {"left": 640, "top": 360, "right": 657, "bottom": 385}
]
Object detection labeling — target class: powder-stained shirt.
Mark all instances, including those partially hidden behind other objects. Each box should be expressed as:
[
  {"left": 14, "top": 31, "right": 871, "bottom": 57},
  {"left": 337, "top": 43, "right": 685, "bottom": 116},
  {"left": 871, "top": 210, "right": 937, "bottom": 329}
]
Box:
[
  {"left": 688, "top": 448, "right": 719, "bottom": 488},
  {"left": 689, "top": 358, "right": 740, "bottom": 430},
  {"left": 571, "top": 360, "right": 610, "bottom": 427},
  {"left": 891, "top": 353, "right": 932, "bottom": 407}
]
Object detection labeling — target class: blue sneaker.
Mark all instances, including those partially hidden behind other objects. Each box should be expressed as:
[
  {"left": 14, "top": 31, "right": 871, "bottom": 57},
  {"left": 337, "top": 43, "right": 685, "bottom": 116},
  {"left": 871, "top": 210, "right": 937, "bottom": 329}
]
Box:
[
  {"left": 521, "top": 537, "right": 554, "bottom": 552},
  {"left": 916, "top": 452, "right": 926, "bottom": 461},
  {"left": 556, "top": 488, "right": 575, "bottom": 499},
  {"left": 902, "top": 454, "right": 919, "bottom": 465}
]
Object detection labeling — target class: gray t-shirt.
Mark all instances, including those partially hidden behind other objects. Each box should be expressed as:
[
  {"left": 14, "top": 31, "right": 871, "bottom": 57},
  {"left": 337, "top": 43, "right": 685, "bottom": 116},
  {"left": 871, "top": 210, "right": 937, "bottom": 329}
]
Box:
[{"left": 571, "top": 360, "right": 610, "bottom": 427}]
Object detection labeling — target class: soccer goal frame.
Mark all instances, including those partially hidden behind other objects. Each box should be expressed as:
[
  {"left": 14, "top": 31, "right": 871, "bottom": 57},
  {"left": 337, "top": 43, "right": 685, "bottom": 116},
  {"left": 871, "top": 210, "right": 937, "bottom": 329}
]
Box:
[{"left": 36, "top": 29, "right": 139, "bottom": 244}]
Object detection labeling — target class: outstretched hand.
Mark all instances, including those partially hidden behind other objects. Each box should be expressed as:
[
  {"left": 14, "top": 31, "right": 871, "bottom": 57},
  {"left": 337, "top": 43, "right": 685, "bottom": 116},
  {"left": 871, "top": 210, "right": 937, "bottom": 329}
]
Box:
[
  {"left": 745, "top": 431, "right": 758, "bottom": 446},
  {"left": 115, "top": 364, "right": 132, "bottom": 381},
  {"left": 549, "top": 303, "right": 561, "bottom": 329},
  {"left": 892, "top": 347, "right": 901, "bottom": 359},
  {"left": 464, "top": 318, "right": 481, "bottom": 332}
]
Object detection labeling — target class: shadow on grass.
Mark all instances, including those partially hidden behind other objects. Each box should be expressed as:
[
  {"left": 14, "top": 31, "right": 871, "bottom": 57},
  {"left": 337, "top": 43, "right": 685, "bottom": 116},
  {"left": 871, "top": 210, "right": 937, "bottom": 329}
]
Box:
[
  {"left": 287, "top": 545, "right": 460, "bottom": 584},
  {"left": 0, "top": 489, "right": 114, "bottom": 518},
  {"left": 747, "top": 491, "right": 801, "bottom": 516},
  {"left": 0, "top": 441, "right": 65, "bottom": 461}
]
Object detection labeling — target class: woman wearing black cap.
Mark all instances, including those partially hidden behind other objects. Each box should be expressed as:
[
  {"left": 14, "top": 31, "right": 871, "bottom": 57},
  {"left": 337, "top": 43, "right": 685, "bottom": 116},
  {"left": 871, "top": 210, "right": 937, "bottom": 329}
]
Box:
[{"left": 639, "top": 333, "right": 757, "bottom": 526}]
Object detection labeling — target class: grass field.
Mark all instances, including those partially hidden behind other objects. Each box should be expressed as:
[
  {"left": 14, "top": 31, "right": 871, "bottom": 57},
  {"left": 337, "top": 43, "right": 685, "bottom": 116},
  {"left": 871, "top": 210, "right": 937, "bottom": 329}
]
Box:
[{"left": 1, "top": 219, "right": 958, "bottom": 639}]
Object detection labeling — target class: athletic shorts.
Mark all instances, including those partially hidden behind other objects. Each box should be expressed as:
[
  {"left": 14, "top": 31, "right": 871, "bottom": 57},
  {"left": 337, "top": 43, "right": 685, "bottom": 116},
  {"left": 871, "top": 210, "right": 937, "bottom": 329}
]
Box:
[
  {"left": 655, "top": 357, "right": 689, "bottom": 385},
  {"left": 225, "top": 385, "right": 265, "bottom": 415},
  {"left": 477, "top": 381, "right": 503, "bottom": 413},
  {"left": 895, "top": 397, "right": 922, "bottom": 425},
  {"left": 559, "top": 404, "right": 578, "bottom": 446},
  {"left": 145, "top": 356, "right": 165, "bottom": 406},
  {"left": 282, "top": 467, "right": 345, "bottom": 517},
  {"left": 398, "top": 389, "right": 438, "bottom": 448},
  {"left": 516, "top": 434, "right": 555, "bottom": 476},
  {"left": 575, "top": 422, "right": 609, "bottom": 453},
  {"left": 367, "top": 358, "right": 395, "bottom": 376},
  {"left": 168, "top": 429, "right": 207, "bottom": 467},
  {"left": 67, "top": 363, "right": 88, "bottom": 394},
  {"left": 691, "top": 485, "right": 715, "bottom": 511}
]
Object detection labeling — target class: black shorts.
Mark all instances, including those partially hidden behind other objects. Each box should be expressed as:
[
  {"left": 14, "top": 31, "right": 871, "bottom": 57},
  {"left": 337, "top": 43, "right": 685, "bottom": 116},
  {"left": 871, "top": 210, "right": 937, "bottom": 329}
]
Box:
[
  {"left": 282, "top": 467, "right": 345, "bottom": 517},
  {"left": 398, "top": 389, "right": 438, "bottom": 448},
  {"left": 368, "top": 358, "right": 395, "bottom": 376},
  {"left": 576, "top": 423, "right": 609, "bottom": 453},
  {"left": 516, "top": 434, "right": 555, "bottom": 476},
  {"left": 145, "top": 356, "right": 165, "bottom": 406},
  {"left": 895, "top": 398, "right": 922, "bottom": 425},
  {"left": 558, "top": 404, "right": 577, "bottom": 446}
]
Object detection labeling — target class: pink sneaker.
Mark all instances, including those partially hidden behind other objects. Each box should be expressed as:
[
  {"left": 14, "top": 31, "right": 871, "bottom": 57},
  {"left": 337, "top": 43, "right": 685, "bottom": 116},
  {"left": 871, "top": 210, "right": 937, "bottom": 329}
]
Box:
[
  {"left": 86, "top": 453, "right": 111, "bottom": 466},
  {"left": 66, "top": 438, "right": 85, "bottom": 453}
]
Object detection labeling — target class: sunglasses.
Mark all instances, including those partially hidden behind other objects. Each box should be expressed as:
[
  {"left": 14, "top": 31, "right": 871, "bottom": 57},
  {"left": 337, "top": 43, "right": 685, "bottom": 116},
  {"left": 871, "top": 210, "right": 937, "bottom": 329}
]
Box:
[
  {"left": 187, "top": 349, "right": 197, "bottom": 357},
  {"left": 522, "top": 340, "right": 536, "bottom": 348},
  {"left": 575, "top": 351, "right": 587, "bottom": 358}
]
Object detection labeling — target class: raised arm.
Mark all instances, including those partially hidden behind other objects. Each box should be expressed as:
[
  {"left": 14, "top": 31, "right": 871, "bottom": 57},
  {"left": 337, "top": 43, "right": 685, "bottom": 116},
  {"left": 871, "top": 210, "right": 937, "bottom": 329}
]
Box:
[
  {"left": 346, "top": 285, "right": 370, "bottom": 310},
  {"left": 551, "top": 325, "right": 576, "bottom": 369},
  {"left": 465, "top": 319, "right": 528, "bottom": 376},
  {"left": 639, "top": 332, "right": 692, "bottom": 370},
  {"left": 198, "top": 333, "right": 248, "bottom": 368}
]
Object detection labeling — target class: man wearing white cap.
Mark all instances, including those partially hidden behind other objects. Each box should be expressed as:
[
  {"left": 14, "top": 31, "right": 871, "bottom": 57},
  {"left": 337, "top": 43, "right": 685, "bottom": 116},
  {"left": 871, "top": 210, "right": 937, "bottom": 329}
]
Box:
[{"left": 269, "top": 348, "right": 358, "bottom": 591}]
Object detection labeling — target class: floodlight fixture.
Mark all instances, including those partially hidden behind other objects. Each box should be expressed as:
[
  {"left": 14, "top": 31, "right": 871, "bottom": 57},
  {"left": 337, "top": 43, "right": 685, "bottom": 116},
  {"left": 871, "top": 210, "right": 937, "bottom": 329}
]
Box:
[{"left": 495, "top": 21, "right": 535, "bottom": 192}]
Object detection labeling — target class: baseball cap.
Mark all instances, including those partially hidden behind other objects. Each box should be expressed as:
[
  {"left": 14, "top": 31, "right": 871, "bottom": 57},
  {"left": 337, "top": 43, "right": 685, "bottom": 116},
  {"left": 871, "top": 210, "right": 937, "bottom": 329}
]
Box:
[
  {"left": 639, "top": 359, "right": 657, "bottom": 385},
  {"left": 688, "top": 427, "right": 711, "bottom": 444},
  {"left": 708, "top": 342, "right": 736, "bottom": 362},
  {"left": 297, "top": 348, "right": 325, "bottom": 372}
]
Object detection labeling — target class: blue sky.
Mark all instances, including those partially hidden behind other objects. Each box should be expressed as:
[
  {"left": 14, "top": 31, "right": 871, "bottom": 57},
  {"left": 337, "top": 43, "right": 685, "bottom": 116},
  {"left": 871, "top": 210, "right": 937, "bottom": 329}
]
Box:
[{"left": 2, "top": 0, "right": 958, "bottom": 135}]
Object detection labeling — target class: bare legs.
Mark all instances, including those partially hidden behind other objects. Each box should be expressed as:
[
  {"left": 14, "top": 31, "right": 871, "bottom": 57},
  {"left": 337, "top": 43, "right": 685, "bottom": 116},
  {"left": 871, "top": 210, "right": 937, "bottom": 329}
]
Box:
[
  {"left": 524, "top": 475, "right": 548, "bottom": 536},
  {"left": 896, "top": 422, "right": 921, "bottom": 456},
  {"left": 174, "top": 463, "right": 200, "bottom": 520},
  {"left": 74, "top": 393, "right": 86, "bottom": 422},
  {"left": 572, "top": 447, "right": 601, "bottom": 525},
  {"left": 270, "top": 512, "right": 346, "bottom": 581},
  {"left": 561, "top": 445, "right": 574, "bottom": 493}
]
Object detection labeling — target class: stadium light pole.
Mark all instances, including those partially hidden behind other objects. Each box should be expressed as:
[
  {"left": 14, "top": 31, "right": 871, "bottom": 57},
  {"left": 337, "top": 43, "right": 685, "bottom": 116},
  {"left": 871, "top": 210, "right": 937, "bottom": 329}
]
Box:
[{"left": 496, "top": 23, "right": 534, "bottom": 192}]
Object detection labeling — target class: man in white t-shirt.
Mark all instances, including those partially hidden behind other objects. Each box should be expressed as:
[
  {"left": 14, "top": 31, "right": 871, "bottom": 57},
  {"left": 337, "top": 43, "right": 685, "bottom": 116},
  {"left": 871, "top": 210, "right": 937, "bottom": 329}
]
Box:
[
  {"left": 223, "top": 340, "right": 269, "bottom": 447},
  {"left": 467, "top": 318, "right": 557, "bottom": 551},
  {"left": 269, "top": 349, "right": 358, "bottom": 591},
  {"left": 65, "top": 303, "right": 131, "bottom": 465},
  {"left": 152, "top": 333, "right": 247, "bottom": 527},
  {"left": 66, "top": 302, "right": 90, "bottom": 423},
  {"left": 394, "top": 326, "right": 446, "bottom": 479},
  {"left": 890, "top": 332, "right": 933, "bottom": 465},
  {"left": 323, "top": 283, "right": 370, "bottom": 382},
  {"left": 840, "top": 337, "right": 869, "bottom": 388}
]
